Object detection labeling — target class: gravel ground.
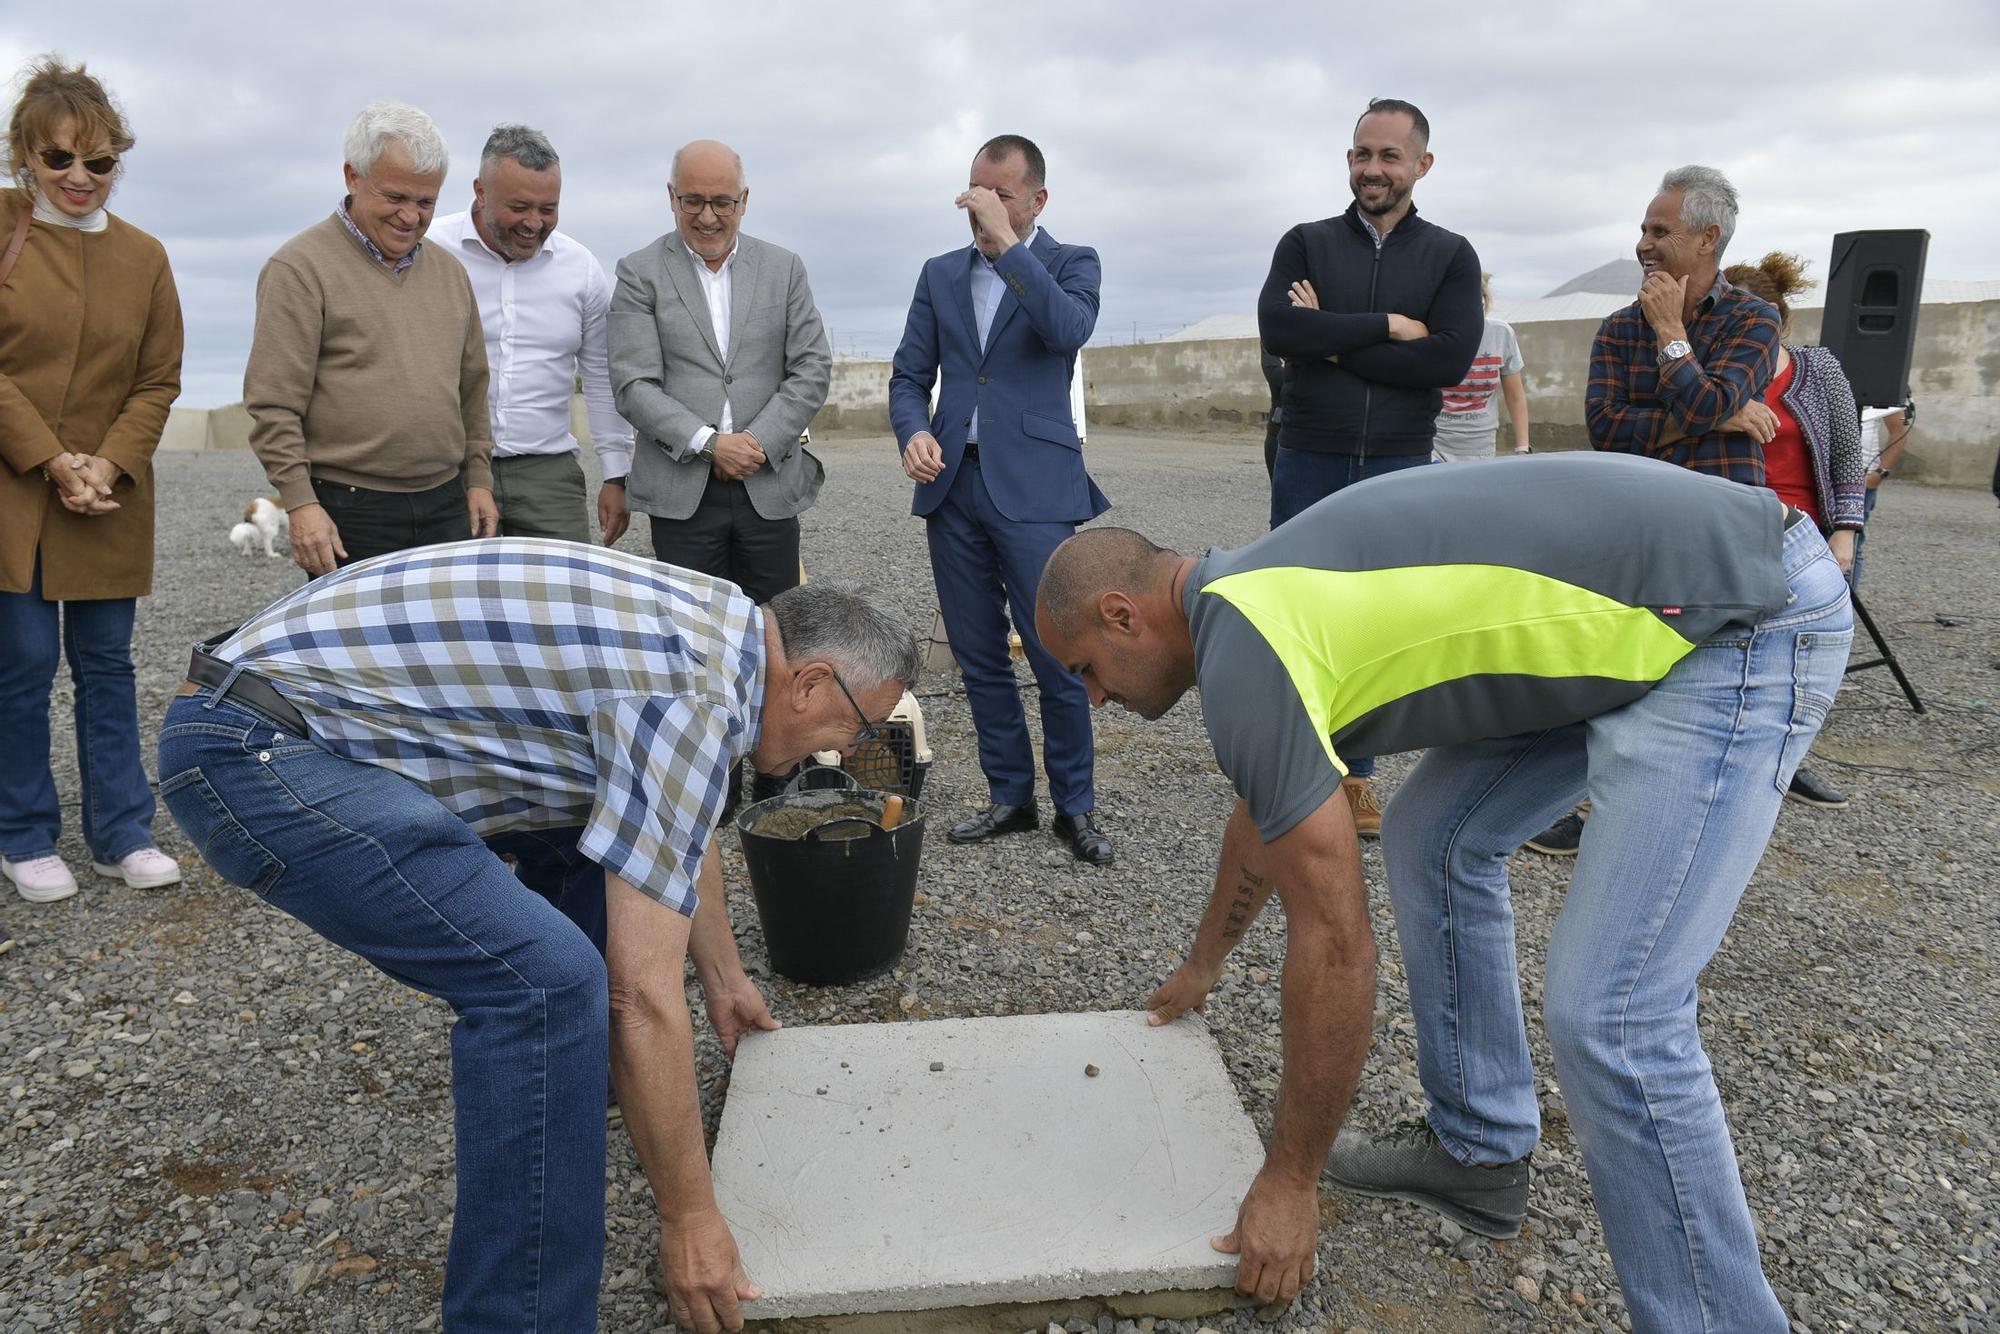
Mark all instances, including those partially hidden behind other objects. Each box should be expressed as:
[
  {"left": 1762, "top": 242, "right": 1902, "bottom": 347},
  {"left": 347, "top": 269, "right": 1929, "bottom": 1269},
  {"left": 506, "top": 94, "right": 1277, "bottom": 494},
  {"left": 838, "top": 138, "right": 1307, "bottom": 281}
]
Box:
[{"left": 3, "top": 430, "right": 1996, "bottom": 1333}]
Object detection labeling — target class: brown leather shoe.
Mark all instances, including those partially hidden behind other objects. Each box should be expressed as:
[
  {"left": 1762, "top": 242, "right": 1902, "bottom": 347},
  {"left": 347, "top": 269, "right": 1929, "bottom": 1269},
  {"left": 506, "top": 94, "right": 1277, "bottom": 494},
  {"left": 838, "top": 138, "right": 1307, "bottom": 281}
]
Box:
[
  {"left": 947, "top": 802, "right": 1039, "bottom": 844},
  {"left": 1343, "top": 777, "right": 1382, "bottom": 838},
  {"left": 1053, "top": 812, "right": 1113, "bottom": 866}
]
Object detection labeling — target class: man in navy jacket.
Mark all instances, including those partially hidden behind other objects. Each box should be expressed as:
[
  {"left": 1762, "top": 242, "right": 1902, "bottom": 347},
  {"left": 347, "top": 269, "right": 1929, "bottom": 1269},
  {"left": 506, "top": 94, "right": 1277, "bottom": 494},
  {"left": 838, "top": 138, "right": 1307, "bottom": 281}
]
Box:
[
  {"left": 1256, "top": 97, "right": 1482, "bottom": 835},
  {"left": 889, "top": 135, "right": 1113, "bottom": 865}
]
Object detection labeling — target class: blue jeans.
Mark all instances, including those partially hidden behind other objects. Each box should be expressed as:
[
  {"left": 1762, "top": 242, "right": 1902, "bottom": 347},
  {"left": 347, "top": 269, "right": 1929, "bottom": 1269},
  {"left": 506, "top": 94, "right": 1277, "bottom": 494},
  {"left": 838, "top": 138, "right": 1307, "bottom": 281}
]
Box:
[
  {"left": 0, "top": 557, "right": 155, "bottom": 863},
  {"left": 157, "top": 695, "right": 609, "bottom": 1332},
  {"left": 1269, "top": 447, "right": 1434, "bottom": 778},
  {"left": 1379, "top": 518, "right": 1851, "bottom": 1333}
]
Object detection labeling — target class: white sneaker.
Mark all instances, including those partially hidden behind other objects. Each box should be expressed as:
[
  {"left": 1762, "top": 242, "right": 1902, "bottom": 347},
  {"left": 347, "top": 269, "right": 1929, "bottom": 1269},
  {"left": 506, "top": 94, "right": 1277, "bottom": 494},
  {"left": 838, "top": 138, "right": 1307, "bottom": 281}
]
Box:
[
  {"left": 4, "top": 855, "right": 80, "bottom": 903},
  {"left": 92, "top": 848, "right": 182, "bottom": 890}
]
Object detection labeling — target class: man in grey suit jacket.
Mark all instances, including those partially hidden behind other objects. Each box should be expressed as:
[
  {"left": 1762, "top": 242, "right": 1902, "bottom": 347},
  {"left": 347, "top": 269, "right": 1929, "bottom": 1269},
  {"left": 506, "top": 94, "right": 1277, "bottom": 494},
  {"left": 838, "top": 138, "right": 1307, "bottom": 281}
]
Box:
[{"left": 610, "top": 139, "right": 832, "bottom": 611}]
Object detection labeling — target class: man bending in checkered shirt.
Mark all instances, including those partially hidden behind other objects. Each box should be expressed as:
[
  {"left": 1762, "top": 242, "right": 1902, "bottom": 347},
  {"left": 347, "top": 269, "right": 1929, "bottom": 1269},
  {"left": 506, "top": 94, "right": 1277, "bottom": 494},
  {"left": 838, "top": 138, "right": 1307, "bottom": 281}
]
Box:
[{"left": 156, "top": 538, "right": 920, "bottom": 1334}]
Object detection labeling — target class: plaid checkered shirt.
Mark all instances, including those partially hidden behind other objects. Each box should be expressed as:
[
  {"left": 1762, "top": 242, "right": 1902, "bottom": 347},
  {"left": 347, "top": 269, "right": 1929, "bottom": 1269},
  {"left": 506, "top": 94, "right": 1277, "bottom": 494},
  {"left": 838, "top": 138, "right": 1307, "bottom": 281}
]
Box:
[
  {"left": 1586, "top": 276, "right": 1781, "bottom": 484},
  {"left": 215, "top": 539, "right": 766, "bottom": 917}
]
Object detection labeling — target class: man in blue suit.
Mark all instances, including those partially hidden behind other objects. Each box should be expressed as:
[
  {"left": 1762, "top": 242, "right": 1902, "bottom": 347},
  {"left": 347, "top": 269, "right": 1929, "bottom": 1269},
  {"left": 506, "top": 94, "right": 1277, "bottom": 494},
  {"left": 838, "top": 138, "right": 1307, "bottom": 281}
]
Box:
[{"left": 889, "top": 135, "right": 1112, "bottom": 865}]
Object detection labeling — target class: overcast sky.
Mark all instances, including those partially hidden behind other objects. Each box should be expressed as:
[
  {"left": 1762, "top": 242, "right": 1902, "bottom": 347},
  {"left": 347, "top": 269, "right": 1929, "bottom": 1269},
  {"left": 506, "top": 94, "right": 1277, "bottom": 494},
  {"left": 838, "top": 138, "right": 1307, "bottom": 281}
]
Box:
[{"left": 9, "top": 1, "right": 1998, "bottom": 407}]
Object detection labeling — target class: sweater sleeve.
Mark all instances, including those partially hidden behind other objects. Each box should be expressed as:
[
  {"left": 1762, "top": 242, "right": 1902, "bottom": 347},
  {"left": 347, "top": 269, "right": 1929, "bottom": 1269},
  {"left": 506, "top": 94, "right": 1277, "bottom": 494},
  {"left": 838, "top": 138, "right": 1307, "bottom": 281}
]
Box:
[
  {"left": 1332, "top": 235, "right": 1484, "bottom": 389},
  {"left": 456, "top": 275, "right": 494, "bottom": 491},
  {"left": 94, "top": 250, "right": 184, "bottom": 482},
  {"left": 1815, "top": 349, "right": 1868, "bottom": 530},
  {"left": 1256, "top": 226, "right": 1391, "bottom": 359},
  {"left": 244, "top": 257, "right": 327, "bottom": 511}
]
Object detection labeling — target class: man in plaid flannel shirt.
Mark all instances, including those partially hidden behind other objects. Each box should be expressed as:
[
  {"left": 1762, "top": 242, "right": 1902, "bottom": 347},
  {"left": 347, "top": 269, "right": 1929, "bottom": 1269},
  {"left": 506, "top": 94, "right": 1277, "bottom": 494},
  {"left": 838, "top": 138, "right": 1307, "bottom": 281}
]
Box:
[
  {"left": 1587, "top": 165, "right": 1781, "bottom": 481},
  {"left": 156, "top": 539, "right": 919, "bottom": 1333}
]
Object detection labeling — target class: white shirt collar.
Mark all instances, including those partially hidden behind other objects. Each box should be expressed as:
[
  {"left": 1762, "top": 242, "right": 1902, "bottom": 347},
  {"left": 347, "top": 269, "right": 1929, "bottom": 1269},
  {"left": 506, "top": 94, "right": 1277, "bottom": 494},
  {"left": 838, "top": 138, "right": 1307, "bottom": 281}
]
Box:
[
  {"left": 437, "top": 211, "right": 561, "bottom": 265},
  {"left": 685, "top": 238, "right": 738, "bottom": 275}
]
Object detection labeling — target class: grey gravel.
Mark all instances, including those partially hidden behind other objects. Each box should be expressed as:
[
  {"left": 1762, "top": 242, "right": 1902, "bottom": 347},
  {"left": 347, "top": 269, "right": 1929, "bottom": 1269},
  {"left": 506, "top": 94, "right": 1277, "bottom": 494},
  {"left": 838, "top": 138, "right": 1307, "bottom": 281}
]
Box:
[{"left": 2, "top": 430, "right": 1996, "bottom": 1332}]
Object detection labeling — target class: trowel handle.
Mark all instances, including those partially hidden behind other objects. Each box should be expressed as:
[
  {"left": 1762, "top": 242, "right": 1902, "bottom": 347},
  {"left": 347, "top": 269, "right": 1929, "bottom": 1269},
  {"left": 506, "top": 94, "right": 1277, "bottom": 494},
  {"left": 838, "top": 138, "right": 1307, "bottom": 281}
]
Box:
[{"left": 880, "top": 795, "right": 905, "bottom": 831}]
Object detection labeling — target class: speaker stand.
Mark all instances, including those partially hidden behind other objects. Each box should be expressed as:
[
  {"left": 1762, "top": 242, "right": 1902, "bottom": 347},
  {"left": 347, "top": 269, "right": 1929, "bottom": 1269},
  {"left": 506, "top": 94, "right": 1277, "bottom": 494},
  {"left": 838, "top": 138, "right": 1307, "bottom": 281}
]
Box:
[{"left": 1845, "top": 590, "right": 1925, "bottom": 713}]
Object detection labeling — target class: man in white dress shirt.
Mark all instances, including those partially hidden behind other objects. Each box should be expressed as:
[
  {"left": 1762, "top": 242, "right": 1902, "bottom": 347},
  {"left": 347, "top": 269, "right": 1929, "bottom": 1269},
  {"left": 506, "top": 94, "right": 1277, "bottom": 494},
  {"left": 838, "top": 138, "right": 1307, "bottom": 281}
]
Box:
[{"left": 431, "top": 125, "right": 634, "bottom": 545}]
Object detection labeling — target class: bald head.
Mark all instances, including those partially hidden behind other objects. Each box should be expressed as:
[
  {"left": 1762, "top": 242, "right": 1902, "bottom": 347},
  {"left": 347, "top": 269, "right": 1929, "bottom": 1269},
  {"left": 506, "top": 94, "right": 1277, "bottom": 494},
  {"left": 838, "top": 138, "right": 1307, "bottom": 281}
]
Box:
[
  {"left": 1035, "top": 527, "right": 1197, "bottom": 721},
  {"left": 1038, "top": 527, "right": 1178, "bottom": 633},
  {"left": 671, "top": 138, "right": 744, "bottom": 190}
]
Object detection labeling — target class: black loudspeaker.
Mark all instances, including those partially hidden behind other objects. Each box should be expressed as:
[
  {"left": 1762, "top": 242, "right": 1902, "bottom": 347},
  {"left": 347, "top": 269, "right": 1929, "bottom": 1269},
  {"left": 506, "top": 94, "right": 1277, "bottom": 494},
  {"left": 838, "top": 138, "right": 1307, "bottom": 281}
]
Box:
[{"left": 1820, "top": 229, "right": 1929, "bottom": 408}]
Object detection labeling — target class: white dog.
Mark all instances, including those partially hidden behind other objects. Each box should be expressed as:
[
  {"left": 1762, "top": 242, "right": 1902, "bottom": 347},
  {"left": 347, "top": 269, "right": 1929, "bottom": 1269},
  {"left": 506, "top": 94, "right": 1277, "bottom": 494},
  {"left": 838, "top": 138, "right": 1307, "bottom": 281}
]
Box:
[
  {"left": 230, "top": 496, "right": 288, "bottom": 558},
  {"left": 228, "top": 522, "right": 264, "bottom": 557}
]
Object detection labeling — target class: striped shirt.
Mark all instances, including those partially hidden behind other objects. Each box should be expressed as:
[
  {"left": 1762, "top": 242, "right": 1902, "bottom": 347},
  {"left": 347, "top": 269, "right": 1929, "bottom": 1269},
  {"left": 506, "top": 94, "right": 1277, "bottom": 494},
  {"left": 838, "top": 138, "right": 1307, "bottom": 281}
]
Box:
[
  {"left": 1586, "top": 277, "right": 1780, "bottom": 484},
  {"left": 215, "top": 539, "right": 766, "bottom": 916}
]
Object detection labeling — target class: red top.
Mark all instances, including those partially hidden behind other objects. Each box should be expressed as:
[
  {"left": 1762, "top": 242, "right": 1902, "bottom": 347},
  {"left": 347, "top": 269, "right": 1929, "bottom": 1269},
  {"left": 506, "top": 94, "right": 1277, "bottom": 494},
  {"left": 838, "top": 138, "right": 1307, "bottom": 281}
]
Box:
[{"left": 1759, "top": 358, "right": 1819, "bottom": 526}]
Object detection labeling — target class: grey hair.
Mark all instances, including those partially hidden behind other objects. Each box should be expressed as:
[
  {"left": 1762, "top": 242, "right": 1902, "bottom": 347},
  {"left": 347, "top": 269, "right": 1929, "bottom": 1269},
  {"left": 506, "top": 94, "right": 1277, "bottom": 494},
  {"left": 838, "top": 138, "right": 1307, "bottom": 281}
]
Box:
[
  {"left": 1660, "top": 164, "right": 1738, "bottom": 258},
  {"left": 343, "top": 100, "right": 448, "bottom": 177},
  {"left": 481, "top": 124, "right": 558, "bottom": 173},
  {"left": 767, "top": 581, "right": 921, "bottom": 693}
]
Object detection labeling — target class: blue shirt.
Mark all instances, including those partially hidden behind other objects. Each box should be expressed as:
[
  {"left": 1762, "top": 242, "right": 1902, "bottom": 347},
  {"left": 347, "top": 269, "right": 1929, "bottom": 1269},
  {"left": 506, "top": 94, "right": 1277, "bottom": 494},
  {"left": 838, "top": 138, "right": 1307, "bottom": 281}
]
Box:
[{"left": 966, "top": 226, "right": 1038, "bottom": 444}]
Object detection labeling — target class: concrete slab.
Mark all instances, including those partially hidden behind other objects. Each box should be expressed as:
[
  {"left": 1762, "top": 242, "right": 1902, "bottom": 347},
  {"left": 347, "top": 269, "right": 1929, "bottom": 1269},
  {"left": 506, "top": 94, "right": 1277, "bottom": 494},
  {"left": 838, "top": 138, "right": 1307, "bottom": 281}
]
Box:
[{"left": 713, "top": 1010, "right": 1265, "bottom": 1320}]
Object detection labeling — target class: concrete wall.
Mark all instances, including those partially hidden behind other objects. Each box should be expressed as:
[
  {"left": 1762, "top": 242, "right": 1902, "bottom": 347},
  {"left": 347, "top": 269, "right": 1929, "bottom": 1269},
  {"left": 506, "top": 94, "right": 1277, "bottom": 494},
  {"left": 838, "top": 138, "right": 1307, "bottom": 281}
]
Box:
[
  {"left": 799, "top": 300, "right": 1994, "bottom": 486},
  {"left": 154, "top": 299, "right": 2000, "bottom": 486},
  {"left": 157, "top": 402, "right": 252, "bottom": 453}
]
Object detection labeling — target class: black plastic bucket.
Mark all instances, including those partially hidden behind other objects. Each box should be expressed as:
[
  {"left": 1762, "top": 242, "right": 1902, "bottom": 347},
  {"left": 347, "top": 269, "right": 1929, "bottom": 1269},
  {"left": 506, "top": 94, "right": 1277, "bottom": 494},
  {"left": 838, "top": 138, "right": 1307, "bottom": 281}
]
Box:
[{"left": 735, "top": 772, "right": 926, "bottom": 986}]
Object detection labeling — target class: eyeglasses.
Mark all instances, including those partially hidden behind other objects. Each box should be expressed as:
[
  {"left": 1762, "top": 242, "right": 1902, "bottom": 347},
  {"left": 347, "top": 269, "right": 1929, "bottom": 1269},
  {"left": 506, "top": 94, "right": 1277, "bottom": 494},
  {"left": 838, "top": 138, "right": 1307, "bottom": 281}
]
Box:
[
  {"left": 829, "top": 669, "right": 878, "bottom": 749},
  {"left": 673, "top": 193, "right": 740, "bottom": 218},
  {"left": 37, "top": 148, "right": 119, "bottom": 177}
]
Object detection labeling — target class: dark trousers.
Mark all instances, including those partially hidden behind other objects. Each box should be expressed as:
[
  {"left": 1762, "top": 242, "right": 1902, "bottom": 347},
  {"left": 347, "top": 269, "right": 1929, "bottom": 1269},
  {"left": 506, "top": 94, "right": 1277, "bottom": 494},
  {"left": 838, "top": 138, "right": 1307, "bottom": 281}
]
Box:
[
  {"left": 927, "top": 452, "right": 1094, "bottom": 814},
  {"left": 651, "top": 476, "right": 803, "bottom": 809},
  {"left": 648, "top": 477, "right": 801, "bottom": 605},
  {"left": 1269, "top": 447, "right": 1435, "bottom": 778},
  {"left": 313, "top": 474, "right": 469, "bottom": 567},
  {"left": 485, "top": 826, "right": 606, "bottom": 956}
]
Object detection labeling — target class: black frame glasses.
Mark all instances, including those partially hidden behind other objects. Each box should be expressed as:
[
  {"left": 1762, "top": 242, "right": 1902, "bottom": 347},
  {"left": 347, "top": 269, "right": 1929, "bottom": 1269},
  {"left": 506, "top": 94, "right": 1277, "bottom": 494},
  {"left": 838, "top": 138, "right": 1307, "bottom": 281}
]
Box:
[
  {"left": 829, "top": 669, "right": 878, "bottom": 748},
  {"left": 37, "top": 148, "right": 119, "bottom": 177},
  {"left": 672, "top": 192, "right": 740, "bottom": 218}
]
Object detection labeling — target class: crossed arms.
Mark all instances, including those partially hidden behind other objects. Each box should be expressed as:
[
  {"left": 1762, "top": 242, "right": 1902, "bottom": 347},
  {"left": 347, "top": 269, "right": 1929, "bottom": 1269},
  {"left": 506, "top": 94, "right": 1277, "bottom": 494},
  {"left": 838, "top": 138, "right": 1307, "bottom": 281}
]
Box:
[{"left": 1255, "top": 225, "right": 1482, "bottom": 390}]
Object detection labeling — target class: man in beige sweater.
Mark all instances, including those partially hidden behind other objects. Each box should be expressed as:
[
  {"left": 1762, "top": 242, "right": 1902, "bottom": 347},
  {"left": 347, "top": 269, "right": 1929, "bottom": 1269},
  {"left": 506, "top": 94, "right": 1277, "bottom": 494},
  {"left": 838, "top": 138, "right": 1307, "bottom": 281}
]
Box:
[{"left": 246, "top": 101, "right": 497, "bottom": 576}]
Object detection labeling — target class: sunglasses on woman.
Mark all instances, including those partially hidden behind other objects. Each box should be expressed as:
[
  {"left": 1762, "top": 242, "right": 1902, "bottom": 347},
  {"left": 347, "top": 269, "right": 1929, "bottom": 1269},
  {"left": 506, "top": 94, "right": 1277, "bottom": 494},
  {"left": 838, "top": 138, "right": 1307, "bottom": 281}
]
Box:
[{"left": 37, "top": 147, "right": 120, "bottom": 176}]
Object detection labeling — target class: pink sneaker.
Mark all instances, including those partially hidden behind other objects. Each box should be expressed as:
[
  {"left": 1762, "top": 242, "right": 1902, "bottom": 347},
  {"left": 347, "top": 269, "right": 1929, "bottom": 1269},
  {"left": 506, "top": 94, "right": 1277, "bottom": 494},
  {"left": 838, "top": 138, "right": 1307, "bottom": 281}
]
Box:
[
  {"left": 4, "top": 855, "right": 80, "bottom": 903},
  {"left": 93, "top": 848, "right": 182, "bottom": 890}
]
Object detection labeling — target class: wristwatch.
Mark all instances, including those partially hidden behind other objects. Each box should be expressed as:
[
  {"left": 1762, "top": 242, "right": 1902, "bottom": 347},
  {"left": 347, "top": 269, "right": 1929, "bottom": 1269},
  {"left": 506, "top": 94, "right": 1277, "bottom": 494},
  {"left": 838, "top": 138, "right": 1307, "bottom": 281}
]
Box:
[
  {"left": 1656, "top": 339, "right": 1693, "bottom": 366},
  {"left": 697, "top": 432, "right": 717, "bottom": 464},
  {"left": 603, "top": 475, "right": 626, "bottom": 489}
]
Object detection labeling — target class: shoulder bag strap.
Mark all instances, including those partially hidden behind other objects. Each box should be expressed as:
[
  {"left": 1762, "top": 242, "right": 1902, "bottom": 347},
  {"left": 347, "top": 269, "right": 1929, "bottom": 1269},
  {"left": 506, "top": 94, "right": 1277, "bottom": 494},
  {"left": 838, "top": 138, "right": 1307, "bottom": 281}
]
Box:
[{"left": 0, "top": 200, "right": 33, "bottom": 292}]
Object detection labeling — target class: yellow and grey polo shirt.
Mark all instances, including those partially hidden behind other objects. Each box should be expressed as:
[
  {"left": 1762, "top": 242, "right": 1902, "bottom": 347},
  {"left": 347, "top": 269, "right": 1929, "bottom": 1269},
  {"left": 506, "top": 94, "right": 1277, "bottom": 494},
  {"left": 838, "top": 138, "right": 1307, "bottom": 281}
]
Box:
[{"left": 1186, "top": 453, "right": 1794, "bottom": 840}]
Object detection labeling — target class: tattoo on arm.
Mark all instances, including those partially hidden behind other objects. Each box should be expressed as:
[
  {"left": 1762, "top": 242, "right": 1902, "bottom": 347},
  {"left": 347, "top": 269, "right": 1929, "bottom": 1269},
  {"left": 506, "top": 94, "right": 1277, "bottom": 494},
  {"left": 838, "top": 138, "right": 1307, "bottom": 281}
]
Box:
[{"left": 1220, "top": 866, "right": 1264, "bottom": 940}]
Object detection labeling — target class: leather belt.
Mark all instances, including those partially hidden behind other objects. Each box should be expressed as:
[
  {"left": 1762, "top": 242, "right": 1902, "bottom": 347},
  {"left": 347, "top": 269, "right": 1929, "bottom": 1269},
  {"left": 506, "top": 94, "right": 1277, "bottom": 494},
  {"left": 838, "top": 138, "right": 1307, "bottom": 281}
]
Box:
[{"left": 183, "top": 646, "right": 307, "bottom": 735}]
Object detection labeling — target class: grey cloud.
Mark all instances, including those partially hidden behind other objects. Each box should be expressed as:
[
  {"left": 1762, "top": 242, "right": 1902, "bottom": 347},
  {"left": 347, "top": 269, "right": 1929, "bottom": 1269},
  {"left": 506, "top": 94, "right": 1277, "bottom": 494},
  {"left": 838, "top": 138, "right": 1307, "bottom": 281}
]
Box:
[{"left": 6, "top": 1, "right": 1996, "bottom": 407}]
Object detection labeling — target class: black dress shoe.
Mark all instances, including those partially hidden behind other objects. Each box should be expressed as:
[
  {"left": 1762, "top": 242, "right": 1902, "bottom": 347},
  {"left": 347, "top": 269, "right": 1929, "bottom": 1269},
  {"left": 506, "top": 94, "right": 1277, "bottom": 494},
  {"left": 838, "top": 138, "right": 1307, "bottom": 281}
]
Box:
[
  {"left": 1053, "top": 811, "right": 1114, "bottom": 866},
  {"left": 947, "top": 802, "right": 1039, "bottom": 844}
]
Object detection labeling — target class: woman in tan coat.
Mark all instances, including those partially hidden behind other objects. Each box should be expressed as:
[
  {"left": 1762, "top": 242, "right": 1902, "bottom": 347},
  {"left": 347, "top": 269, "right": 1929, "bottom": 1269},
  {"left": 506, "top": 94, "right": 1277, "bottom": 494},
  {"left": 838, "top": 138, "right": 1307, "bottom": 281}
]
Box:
[{"left": 1, "top": 58, "right": 183, "bottom": 904}]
